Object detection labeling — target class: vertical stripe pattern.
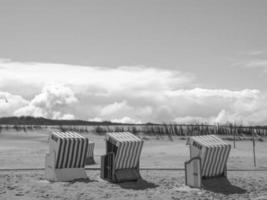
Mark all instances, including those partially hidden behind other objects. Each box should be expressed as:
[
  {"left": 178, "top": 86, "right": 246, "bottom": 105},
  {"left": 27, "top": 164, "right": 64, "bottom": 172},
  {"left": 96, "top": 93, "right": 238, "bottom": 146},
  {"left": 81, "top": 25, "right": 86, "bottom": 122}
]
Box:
[
  {"left": 188, "top": 135, "right": 231, "bottom": 178},
  {"left": 49, "top": 131, "right": 89, "bottom": 169},
  {"left": 106, "top": 132, "right": 144, "bottom": 170}
]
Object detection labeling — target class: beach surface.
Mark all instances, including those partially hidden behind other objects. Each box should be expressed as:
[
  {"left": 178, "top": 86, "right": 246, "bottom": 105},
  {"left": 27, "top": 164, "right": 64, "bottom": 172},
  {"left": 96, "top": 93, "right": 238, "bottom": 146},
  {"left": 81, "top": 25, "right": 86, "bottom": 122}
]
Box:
[
  {"left": 0, "top": 129, "right": 267, "bottom": 170},
  {"left": 0, "top": 170, "right": 267, "bottom": 200},
  {"left": 0, "top": 129, "right": 267, "bottom": 199}
]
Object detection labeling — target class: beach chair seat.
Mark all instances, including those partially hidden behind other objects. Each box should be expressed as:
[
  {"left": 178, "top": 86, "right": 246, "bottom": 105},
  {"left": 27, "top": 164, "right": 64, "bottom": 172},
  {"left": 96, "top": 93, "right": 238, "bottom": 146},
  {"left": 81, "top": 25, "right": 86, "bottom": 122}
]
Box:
[
  {"left": 100, "top": 132, "right": 144, "bottom": 183},
  {"left": 185, "top": 135, "right": 231, "bottom": 188},
  {"left": 85, "top": 141, "right": 95, "bottom": 165},
  {"left": 45, "top": 131, "right": 89, "bottom": 182}
]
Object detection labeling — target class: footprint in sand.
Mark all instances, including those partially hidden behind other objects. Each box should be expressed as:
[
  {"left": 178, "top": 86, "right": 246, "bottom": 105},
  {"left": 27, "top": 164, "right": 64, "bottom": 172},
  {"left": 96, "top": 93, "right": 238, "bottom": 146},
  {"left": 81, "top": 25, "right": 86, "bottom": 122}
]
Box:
[
  {"left": 6, "top": 185, "right": 17, "bottom": 190},
  {"left": 15, "top": 193, "right": 24, "bottom": 196}
]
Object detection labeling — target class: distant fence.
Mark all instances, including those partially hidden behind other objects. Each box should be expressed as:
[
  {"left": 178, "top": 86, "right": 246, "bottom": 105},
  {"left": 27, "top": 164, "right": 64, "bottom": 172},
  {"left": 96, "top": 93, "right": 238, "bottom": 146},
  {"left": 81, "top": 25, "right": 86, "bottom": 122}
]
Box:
[
  {"left": 0, "top": 167, "right": 267, "bottom": 172},
  {"left": 1, "top": 123, "right": 267, "bottom": 137}
]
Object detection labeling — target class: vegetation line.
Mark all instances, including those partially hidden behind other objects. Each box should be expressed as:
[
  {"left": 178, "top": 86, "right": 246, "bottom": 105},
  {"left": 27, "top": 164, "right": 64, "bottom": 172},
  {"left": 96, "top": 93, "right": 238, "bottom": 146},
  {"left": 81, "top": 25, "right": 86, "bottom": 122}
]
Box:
[{"left": 0, "top": 168, "right": 267, "bottom": 172}]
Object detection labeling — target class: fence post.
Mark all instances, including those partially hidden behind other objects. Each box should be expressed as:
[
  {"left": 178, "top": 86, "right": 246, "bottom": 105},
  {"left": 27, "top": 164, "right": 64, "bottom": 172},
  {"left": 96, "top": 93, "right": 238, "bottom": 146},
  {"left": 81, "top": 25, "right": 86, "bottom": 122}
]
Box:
[{"left": 252, "top": 128, "right": 256, "bottom": 167}]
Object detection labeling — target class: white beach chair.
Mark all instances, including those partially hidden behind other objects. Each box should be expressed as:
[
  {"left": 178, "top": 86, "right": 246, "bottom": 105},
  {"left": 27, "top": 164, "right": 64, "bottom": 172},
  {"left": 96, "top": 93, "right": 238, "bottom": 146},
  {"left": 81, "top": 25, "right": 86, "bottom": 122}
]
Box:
[
  {"left": 45, "top": 131, "right": 89, "bottom": 182},
  {"left": 100, "top": 132, "right": 144, "bottom": 183},
  {"left": 185, "top": 135, "right": 231, "bottom": 188}
]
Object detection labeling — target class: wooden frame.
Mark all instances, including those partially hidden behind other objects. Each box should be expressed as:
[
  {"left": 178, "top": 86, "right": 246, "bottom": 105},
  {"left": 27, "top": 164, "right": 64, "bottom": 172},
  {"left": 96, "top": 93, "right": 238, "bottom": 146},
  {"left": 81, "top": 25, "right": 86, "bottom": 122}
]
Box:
[{"left": 184, "top": 156, "right": 202, "bottom": 188}]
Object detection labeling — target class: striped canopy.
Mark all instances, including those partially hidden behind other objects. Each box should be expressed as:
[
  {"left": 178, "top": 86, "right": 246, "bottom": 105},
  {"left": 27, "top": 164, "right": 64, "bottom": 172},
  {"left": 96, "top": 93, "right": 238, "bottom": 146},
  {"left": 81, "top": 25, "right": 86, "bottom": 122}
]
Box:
[
  {"left": 50, "top": 131, "right": 89, "bottom": 169},
  {"left": 187, "top": 135, "right": 231, "bottom": 177},
  {"left": 106, "top": 132, "right": 144, "bottom": 170}
]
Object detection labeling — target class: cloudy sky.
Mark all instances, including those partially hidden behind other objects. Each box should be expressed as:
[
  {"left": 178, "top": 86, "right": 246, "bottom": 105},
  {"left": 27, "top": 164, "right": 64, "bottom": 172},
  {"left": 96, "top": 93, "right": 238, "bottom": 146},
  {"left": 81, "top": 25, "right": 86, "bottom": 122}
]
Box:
[{"left": 0, "top": 0, "right": 267, "bottom": 125}]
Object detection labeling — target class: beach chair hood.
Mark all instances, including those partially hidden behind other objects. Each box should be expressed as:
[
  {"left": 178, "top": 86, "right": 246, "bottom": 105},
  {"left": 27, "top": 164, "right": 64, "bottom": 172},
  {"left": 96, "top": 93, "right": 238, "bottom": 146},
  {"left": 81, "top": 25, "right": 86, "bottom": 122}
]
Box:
[
  {"left": 106, "top": 132, "right": 144, "bottom": 170},
  {"left": 50, "top": 131, "right": 89, "bottom": 169},
  {"left": 187, "top": 135, "right": 231, "bottom": 177}
]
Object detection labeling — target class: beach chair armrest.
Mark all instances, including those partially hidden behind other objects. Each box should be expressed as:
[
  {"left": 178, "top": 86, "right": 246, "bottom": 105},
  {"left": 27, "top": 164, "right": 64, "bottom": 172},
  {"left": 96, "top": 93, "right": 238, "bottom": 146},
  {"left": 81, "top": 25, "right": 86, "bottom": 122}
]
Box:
[
  {"left": 45, "top": 151, "right": 56, "bottom": 169},
  {"left": 100, "top": 153, "right": 115, "bottom": 181},
  {"left": 185, "top": 156, "right": 202, "bottom": 188}
]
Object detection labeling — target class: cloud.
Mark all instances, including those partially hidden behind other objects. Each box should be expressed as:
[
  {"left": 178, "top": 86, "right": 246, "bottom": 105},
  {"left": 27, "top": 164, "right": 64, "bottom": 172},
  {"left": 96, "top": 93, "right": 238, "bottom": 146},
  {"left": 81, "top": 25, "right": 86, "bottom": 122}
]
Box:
[
  {"left": 0, "top": 60, "right": 194, "bottom": 98},
  {"left": 1, "top": 59, "right": 267, "bottom": 125},
  {"left": 111, "top": 116, "right": 141, "bottom": 124},
  {"left": 230, "top": 49, "right": 267, "bottom": 74},
  {"left": 100, "top": 101, "right": 131, "bottom": 117},
  {"left": 14, "top": 84, "right": 78, "bottom": 119},
  {"left": 90, "top": 88, "right": 265, "bottom": 125},
  {"left": 237, "top": 50, "right": 264, "bottom": 56},
  {"left": 248, "top": 51, "right": 264, "bottom": 56},
  {"left": 0, "top": 92, "right": 29, "bottom": 117},
  {"left": 245, "top": 60, "right": 267, "bottom": 68},
  {"left": 173, "top": 89, "right": 267, "bottom": 126},
  {"left": 174, "top": 116, "right": 213, "bottom": 124},
  {"left": 88, "top": 117, "right": 103, "bottom": 122},
  {"left": 231, "top": 50, "right": 267, "bottom": 72},
  {"left": 61, "top": 114, "right": 75, "bottom": 120},
  {"left": 165, "top": 88, "right": 259, "bottom": 99}
]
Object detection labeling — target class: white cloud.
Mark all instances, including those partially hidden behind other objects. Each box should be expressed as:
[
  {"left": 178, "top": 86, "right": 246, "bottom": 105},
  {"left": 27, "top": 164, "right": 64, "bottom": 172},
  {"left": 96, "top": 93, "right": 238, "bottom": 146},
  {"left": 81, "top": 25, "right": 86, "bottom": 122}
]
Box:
[
  {"left": 14, "top": 84, "right": 77, "bottom": 119},
  {"left": 237, "top": 50, "right": 264, "bottom": 56},
  {"left": 94, "top": 101, "right": 148, "bottom": 124},
  {"left": 173, "top": 90, "right": 267, "bottom": 126},
  {"left": 0, "top": 60, "right": 194, "bottom": 98},
  {"left": 0, "top": 92, "right": 29, "bottom": 117},
  {"left": 100, "top": 101, "right": 132, "bottom": 117},
  {"left": 111, "top": 116, "right": 141, "bottom": 124},
  {"left": 174, "top": 116, "right": 212, "bottom": 124},
  {"left": 61, "top": 114, "right": 75, "bottom": 120},
  {"left": 231, "top": 55, "right": 267, "bottom": 73},
  {"left": 165, "top": 88, "right": 259, "bottom": 99},
  {"left": 248, "top": 51, "right": 264, "bottom": 56},
  {"left": 245, "top": 60, "right": 267, "bottom": 68},
  {"left": 1, "top": 59, "right": 267, "bottom": 125},
  {"left": 88, "top": 117, "right": 103, "bottom": 122}
]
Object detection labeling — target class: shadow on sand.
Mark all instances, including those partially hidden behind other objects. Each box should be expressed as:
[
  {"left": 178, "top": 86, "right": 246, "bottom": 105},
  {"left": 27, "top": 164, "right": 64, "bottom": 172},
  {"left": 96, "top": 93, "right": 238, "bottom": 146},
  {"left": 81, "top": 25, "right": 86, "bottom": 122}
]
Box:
[
  {"left": 202, "top": 176, "right": 246, "bottom": 195},
  {"left": 69, "top": 177, "right": 98, "bottom": 184},
  {"left": 118, "top": 178, "right": 158, "bottom": 190}
]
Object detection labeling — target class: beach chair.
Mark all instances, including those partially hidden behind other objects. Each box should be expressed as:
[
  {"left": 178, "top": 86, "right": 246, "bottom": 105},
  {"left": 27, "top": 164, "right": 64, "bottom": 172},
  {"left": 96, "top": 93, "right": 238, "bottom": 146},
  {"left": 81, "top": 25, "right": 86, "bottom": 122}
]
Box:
[
  {"left": 100, "top": 132, "right": 144, "bottom": 183},
  {"left": 45, "top": 131, "right": 89, "bottom": 182},
  {"left": 85, "top": 141, "right": 95, "bottom": 165},
  {"left": 185, "top": 135, "right": 231, "bottom": 188}
]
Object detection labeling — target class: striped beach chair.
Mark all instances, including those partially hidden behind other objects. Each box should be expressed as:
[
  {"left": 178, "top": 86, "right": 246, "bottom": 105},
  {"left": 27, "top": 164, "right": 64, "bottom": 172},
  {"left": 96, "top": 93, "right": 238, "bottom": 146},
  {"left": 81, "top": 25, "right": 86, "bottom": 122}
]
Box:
[
  {"left": 45, "top": 131, "right": 89, "bottom": 181},
  {"left": 85, "top": 141, "right": 95, "bottom": 165},
  {"left": 100, "top": 132, "right": 144, "bottom": 183},
  {"left": 185, "top": 135, "right": 231, "bottom": 188}
]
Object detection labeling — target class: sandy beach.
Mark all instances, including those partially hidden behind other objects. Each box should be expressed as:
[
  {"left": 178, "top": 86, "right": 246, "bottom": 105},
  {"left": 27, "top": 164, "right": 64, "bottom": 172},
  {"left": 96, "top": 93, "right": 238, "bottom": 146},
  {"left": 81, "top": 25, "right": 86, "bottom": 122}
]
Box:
[
  {"left": 0, "top": 170, "right": 267, "bottom": 200},
  {"left": 1, "top": 129, "right": 267, "bottom": 170},
  {"left": 0, "top": 129, "right": 267, "bottom": 199}
]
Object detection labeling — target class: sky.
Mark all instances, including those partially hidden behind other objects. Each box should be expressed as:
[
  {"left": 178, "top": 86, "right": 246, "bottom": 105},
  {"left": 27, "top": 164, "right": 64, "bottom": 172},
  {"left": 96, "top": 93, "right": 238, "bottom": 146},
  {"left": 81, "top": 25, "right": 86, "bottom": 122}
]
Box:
[{"left": 1, "top": 0, "right": 267, "bottom": 125}]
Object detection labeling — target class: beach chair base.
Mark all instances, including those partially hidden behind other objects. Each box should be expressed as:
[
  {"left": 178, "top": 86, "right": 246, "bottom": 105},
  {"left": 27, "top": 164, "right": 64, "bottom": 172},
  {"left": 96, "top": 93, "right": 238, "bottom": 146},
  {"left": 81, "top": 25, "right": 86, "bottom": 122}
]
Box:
[
  {"left": 100, "top": 153, "right": 115, "bottom": 181},
  {"left": 115, "top": 168, "right": 141, "bottom": 183},
  {"left": 45, "top": 153, "right": 87, "bottom": 182},
  {"left": 45, "top": 168, "right": 88, "bottom": 182},
  {"left": 185, "top": 157, "right": 228, "bottom": 188},
  {"left": 100, "top": 154, "right": 141, "bottom": 183}
]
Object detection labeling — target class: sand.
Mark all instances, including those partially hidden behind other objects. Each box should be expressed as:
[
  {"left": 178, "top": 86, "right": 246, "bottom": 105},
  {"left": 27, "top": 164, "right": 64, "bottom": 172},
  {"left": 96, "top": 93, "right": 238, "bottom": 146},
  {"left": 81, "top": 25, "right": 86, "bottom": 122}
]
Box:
[
  {"left": 0, "top": 170, "right": 267, "bottom": 200},
  {"left": 0, "top": 129, "right": 267, "bottom": 199},
  {"left": 0, "top": 129, "right": 267, "bottom": 170}
]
